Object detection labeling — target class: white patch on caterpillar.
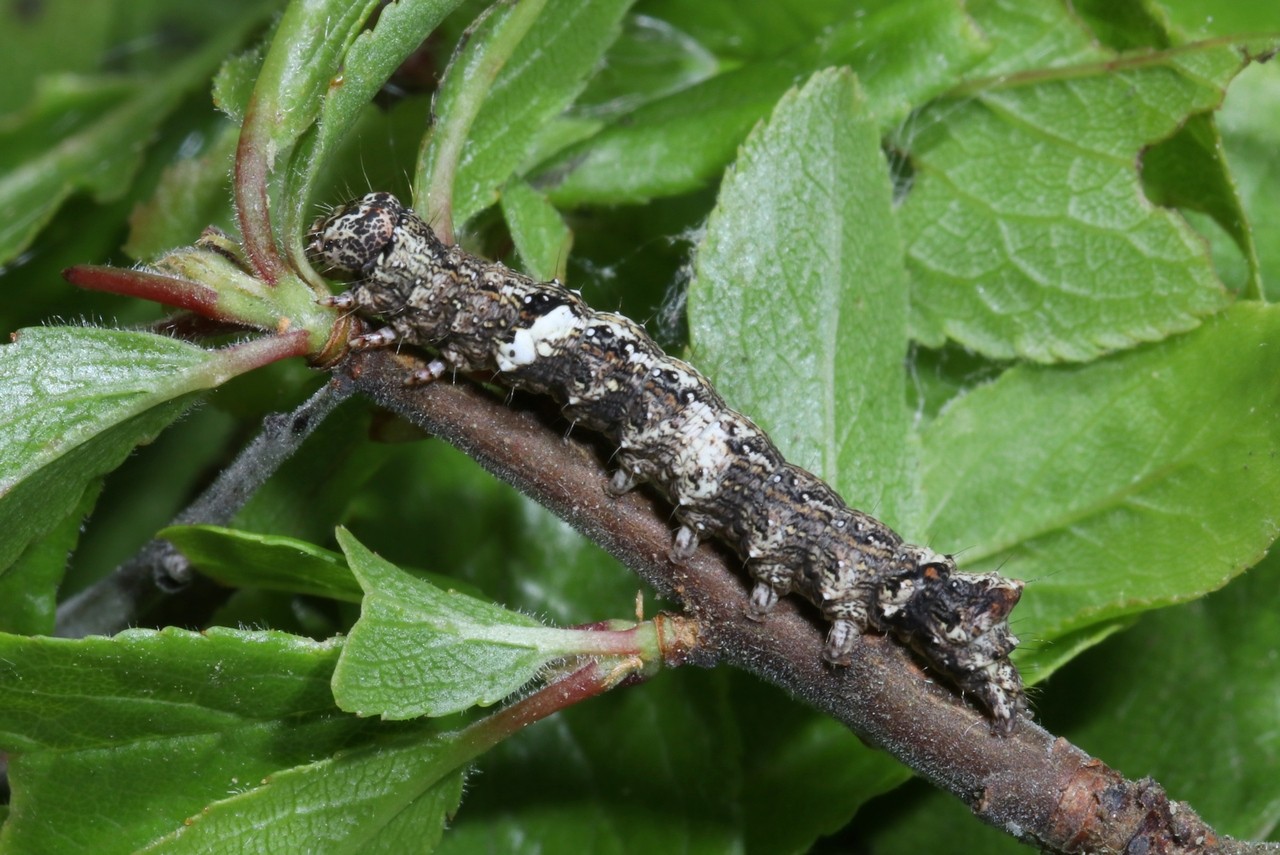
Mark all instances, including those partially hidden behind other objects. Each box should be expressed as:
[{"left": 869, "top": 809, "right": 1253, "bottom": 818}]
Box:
[{"left": 495, "top": 304, "right": 582, "bottom": 372}]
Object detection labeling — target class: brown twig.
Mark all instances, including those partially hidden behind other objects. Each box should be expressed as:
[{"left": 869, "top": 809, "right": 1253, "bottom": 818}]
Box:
[{"left": 337, "top": 346, "right": 1278, "bottom": 855}]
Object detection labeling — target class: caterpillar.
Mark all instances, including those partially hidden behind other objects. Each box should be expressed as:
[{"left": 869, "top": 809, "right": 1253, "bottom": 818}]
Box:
[{"left": 309, "top": 192, "right": 1026, "bottom": 734}]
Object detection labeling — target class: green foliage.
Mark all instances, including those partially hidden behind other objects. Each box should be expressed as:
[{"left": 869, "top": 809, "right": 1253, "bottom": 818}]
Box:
[
  {"left": 0, "top": 3, "right": 273, "bottom": 262},
  {"left": 0, "top": 328, "right": 302, "bottom": 575},
  {"left": 159, "top": 524, "right": 365, "bottom": 602},
  {"left": 901, "top": 4, "right": 1244, "bottom": 361},
  {"left": 417, "top": 0, "right": 633, "bottom": 228},
  {"left": 332, "top": 528, "right": 612, "bottom": 719},
  {"left": 689, "top": 68, "right": 912, "bottom": 520},
  {"left": 1, "top": 0, "right": 1279, "bottom": 852}
]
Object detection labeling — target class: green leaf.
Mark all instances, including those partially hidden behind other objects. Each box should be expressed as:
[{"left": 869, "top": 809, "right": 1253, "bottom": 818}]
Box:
[
  {"left": 689, "top": 67, "right": 913, "bottom": 524},
  {"left": 0, "top": 0, "right": 281, "bottom": 115},
  {"left": 333, "top": 528, "right": 593, "bottom": 719},
  {"left": 418, "top": 0, "right": 552, "bottom": 231},
  {"left": 637, "top": 0, "right": 891, "bottom": 62},
  {"left": 919, "top": 303, "right": 1280, "bottom": 679},
  {"left": 138, "top": 727, "right": 464, "bottom": 854},
  {"left": 161, "top": 525, "right": 364, "bottom": 602},
  {"left": 350, "top": 443, "right": 902, "bottom": 852},
  {"left": 0, "top": 12, "right": 266, "bottom": 265},
  {"left": 1142, "top": 111, "right": 1261, "bottom": 298},
  {"left": 535, "top": 0, "right": 989, "bottom": 206},
  {"left": 417, "top": 0, "right": 636, "bottom": 228},
  {"left": 240, "top": 0, "right": 378, "bottom": 167},
  {"left": 211, "top": 43, "right": 264, "bottom": 124},
  {"left": 0, "top": 482, "right": 101, "bottom": 635},
  {"left": 687, "top": 66, "right": 917, "bottom": 842},
  {"left": 284, "top": 0, "right": 466, "bottom": 246},
  {"left": 571, "top": 11, "right": 719, "bottom": 119},
  {"left": 1218, "top": 59, "right": 1280, "bottom": 302},
  {"left": 501, "top": 179, "right": 573, "bottom": 281},
  {"left": 900, "top": 10, "right": 1248, "bottom": 361},
  {"left": 0, "top": 328, "right": 306, "bottom": 574},
  {"left": 1156, "top": 1, "right": 1280, "bottom": 41},
  {"left": 0, "top": 628, "right": 373, "bottom": 854},
  {"left": 342, "top": 441, "right": 753, "bottom": 848}
]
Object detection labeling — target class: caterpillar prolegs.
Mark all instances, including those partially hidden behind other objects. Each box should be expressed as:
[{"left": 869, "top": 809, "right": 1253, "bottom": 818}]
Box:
[{"left": 309, "top": 192, "right": 1027, "bottom": 734}]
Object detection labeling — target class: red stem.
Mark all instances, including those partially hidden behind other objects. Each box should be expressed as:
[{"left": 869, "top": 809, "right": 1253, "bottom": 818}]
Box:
[
  {"left": 63, "top": 265, "right": 219, "bottom": 316},
  {"left": 233, "top": 111, "right": 287, "bottom": 285},
  {"left": 461, "top": 661, "right": 620, "bottom": 754}
]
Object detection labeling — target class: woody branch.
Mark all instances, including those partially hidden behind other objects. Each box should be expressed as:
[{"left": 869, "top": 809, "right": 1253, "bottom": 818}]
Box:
[{"left": 337, "top": 345, "right": 1277, "bottom": 855}]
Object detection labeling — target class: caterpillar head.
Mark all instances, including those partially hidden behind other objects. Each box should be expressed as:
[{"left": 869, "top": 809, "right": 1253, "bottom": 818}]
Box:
[
  {"left": 879, "top": 547, "right": 1026, "bottom": 733},
  {"left": 307, "top": 191, "right": 405, "bottom": 275}
]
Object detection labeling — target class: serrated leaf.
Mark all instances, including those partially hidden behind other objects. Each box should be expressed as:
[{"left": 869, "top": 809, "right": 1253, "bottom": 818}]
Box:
[
  {"left": 501, "top": 179, "right": 573, "bottom": 281},
  {"left": 686, "top": 66, "right": 918, "bottom": 845},
  {"left": 161, "top": 525, "right": 364, "bottom": 602},
  {"left": 333, "top": 528, "right": 589, "bottom": 719},
  {"left": 535, "top": 0, "right": 989, "bottom": 206},
  {"left": 689, "top": 67, "right": 913, "bottom": 525},
  {"left": 417, "top": 0, "right": 635, "bottom": 228},
  {"left": 0, "top": 628, "right": 372, "bottom": 854},
  {"left": 0, "top": 328, "right": 305, "bottom": 574},
  {"left": 900, "top": 24, "right": 1248, "bottom": 361},
  {"left": 138, "top": 727, "right": 464, "bottom": 854},
  {"left": 919, "top": 303, "right": 1280, "bottom": 679},
  {"left": 211, "top": 43, "right": 264, "bottom": 124}
]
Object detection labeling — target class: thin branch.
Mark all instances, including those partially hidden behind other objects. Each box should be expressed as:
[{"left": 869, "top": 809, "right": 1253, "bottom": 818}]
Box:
[
  {"left": 54, "top": 378, "right": 354, "bottom": 639},
  {"left": 338, "top": 346, "right": 1278, "bottom": 855}
]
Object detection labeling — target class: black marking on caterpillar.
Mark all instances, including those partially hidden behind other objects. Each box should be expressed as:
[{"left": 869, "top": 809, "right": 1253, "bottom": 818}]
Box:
[{"left": 309, "top": 192, "right": 1027, "bottom": 734}]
